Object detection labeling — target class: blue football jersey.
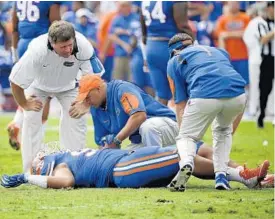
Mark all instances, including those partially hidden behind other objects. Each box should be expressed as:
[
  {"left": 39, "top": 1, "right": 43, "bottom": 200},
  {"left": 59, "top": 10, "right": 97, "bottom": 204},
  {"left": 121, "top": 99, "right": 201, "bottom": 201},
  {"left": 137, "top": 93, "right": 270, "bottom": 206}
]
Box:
[
  {"left": 167, "top": 45, "right": 246, "bottom": 103},
  {"left": 40, "top": 148, "right": 128, "bottom": 188},
  {"left": 15, "top": 1, "right": 60, "bottom": 39},
  {"left": 141, "top": 1, "right": 180, "bottom": 38}
]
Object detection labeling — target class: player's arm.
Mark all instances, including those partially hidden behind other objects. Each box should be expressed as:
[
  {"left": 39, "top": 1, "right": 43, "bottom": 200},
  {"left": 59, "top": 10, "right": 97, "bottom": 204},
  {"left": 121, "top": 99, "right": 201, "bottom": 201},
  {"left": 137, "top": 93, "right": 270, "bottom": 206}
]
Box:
[
  {"left": 1, "top": 164, "right": 75, "bottom": 189},
  {"left": 49, "top": 4, "right": 61, "bottom": 23},
  {"left": 260, "top": 31, "right": 275, "bottom": 45},
  {"left": 47, "top": 163, "right": 75, "bottom": 189},
  {"left": 167, "top": 59, "right": 188, "bottom": 127},
  {"left": 109, "top": 33, "right": 133, "bottom": 55},
  {"left": 175, "top": 101, "right": 187, "bottom": 127},
  {"left": 139, "top": 6, "right": 147, "bottom": 45},
  {"left": 11, "top": 3, "right": 19, "bottom": 63},
  {"left": 92, "top": 109, "right": 110, "bottom": 147},
  {"left": 116, "top": 87, "right": 147, "bottom": 143},
  {"left": 9, "top": 45, "right": 43, "bottom": 111},
  {"left": 173, "top": 2, "right": 195, "bottom": 39},
  {"left": 109, "top": 19, "right": 132, "bottom": 54},
  {"left": 116, "top": 112, "right": 147, "bottom": 144},
  {"left": 104, "top": 87, "right": 147, "bottom": 148},
  {"left": 220, "top": 30, "right": 245, "bottom": 39},
  {"left": 77, "top": 33, "right": 105, "bottom": 76}
]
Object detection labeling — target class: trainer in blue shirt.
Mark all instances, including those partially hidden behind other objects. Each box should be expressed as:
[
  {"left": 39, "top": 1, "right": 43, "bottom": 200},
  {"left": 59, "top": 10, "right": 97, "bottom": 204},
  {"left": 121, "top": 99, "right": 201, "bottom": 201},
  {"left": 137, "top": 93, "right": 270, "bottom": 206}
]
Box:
[
  {"left": 70, "top": 75, "right": 178, "bottom": 149},
  {"left": 166, "top": 33, "right": 246, "bottom": 192}
]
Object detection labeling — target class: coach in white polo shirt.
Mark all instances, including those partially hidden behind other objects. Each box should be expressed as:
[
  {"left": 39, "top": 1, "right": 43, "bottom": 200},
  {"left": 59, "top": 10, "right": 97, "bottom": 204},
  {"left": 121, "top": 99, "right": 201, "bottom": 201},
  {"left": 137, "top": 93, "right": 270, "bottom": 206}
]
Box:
[{"left": 9, "top": 20, "right": 104, "bottom": 172}]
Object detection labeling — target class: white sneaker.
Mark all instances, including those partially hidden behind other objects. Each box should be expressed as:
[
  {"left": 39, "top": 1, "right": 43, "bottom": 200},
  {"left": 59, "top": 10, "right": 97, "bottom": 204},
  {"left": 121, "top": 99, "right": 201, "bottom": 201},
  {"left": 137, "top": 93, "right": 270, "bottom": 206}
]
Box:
[{"left": 168, "top": 164, "right": 193, "bottom": 192}]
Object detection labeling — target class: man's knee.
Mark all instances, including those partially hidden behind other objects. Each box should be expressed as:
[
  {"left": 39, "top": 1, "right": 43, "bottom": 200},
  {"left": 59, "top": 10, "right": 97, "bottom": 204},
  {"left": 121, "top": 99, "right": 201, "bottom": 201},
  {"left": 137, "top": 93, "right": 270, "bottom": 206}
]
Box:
[
  {"left": 212, "top": 126, "right": 232, "bottom": 137},
  {"left": 139, "top": 122, "right": 161, "bottom": 146}
]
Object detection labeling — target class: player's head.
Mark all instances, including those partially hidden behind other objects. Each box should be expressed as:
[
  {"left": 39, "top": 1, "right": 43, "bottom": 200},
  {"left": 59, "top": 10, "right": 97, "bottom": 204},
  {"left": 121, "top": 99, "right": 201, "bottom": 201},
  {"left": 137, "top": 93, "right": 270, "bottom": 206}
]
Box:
[
  {"left": 227, "top": 1, "right": 240, "bottom": 14},
  {"left": 48, "top": 21, "right": 76, "bottom": 58},
  {"left": 31, "top": 151, "right": 46, "bottom": 175},
  {"left": 76, "top": 8, "right": 94, "bottom": 25},
  {"left": 117, "top": 1, "right": 132, "bottom": 15},
  {"left": 31, "top": 142, "right": 63, "bottom": 175},
  {"left": 168, "top": 33, "right": 194, "bottom": 58},
  {"left": 77, "top": 75, "right": 106, "bottom": 108}
]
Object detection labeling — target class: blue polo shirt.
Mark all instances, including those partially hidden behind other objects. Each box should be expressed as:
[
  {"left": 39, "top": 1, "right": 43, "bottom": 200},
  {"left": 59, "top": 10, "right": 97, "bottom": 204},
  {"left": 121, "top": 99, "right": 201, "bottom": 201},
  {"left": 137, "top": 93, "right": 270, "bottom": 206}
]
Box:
[
  {"left": 91, "top": 80, "right": 176, "bottom": 146},
  {"left": 167, "top": 45, "right": 246, "bottom": 103},
  {"left": 110, "top": 13, "right": 138, "bottom": 57}
]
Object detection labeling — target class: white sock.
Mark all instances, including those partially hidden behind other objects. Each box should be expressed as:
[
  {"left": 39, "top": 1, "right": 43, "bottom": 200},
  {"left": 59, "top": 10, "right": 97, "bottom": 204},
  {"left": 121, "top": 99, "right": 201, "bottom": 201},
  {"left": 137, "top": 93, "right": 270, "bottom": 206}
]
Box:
[
  {"left": 176, "top": 138, "right": 197, "bottom": 169},
  {"left": 25, "top": 173, "right": 48, "bottom": 188},
  {"left": 226, "top": 167, "right": 243, "bottom": 182},
  {"left": 13, "top": 108, "right": 24, "bottom": 128}
]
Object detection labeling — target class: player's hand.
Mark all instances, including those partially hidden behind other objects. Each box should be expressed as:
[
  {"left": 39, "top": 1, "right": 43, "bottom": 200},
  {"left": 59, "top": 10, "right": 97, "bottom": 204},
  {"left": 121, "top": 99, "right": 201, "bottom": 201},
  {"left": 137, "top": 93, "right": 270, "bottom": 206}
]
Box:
[
  {"left": 101, "top": 134, "right": 121, "bottom": 149},
  {"left": 11, "top": 47, "right": 19, "bottom": 64},
  {"left": 23, "top": 95, "right": 43, "bottom": 112},
  {"left": 69, "top": 101, "right": 90, "bottom": 119},
  {"left": 98, "top": 53, "right": 106, "bottom": 63},
  {"left": 114, "top": 28, "right": 130, "bottom": 35},
  {"left": 123, "top": 44, "right": 133, "bottom": 55},
  {"left": 1, "top": 174, "right": 28, "bottom": 188},
  {"left": 143, "top": 60, "right": 149, "bottom": 73}
]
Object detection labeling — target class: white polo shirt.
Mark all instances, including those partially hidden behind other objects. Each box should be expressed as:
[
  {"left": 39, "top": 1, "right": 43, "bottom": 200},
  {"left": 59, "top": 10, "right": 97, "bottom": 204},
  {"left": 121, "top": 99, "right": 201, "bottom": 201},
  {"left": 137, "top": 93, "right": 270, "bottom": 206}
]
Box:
[
  {"left": 9, "top": 31, "right": 104, "bottom": 93},
  {"left": 243, "top": 16, "right": 266, "bottom": 65}
]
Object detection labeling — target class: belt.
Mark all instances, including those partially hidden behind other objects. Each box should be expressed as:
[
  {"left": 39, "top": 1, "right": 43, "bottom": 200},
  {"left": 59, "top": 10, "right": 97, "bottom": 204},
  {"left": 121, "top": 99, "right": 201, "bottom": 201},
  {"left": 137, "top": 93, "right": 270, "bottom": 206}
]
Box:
[{"left": 147, "top": 36, "right": 170, "bottom": 41}]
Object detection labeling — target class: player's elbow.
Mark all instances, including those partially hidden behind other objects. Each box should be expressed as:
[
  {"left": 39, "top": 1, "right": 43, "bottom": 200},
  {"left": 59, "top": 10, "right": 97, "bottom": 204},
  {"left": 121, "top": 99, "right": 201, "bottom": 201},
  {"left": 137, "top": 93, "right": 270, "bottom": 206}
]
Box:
[
  {"left": 61, "top": 177, "right": 75, "bottom": 189},
  {"left": 133, "top": 111, "right": 147, "bottom": 124}
]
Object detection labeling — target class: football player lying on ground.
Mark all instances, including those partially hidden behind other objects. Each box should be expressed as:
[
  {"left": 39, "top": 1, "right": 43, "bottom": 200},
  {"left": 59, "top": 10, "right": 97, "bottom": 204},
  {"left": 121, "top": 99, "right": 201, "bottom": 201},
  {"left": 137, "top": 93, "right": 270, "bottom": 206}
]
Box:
[{"left": 1, "top": 142, "right": 273, "bottom": 190}]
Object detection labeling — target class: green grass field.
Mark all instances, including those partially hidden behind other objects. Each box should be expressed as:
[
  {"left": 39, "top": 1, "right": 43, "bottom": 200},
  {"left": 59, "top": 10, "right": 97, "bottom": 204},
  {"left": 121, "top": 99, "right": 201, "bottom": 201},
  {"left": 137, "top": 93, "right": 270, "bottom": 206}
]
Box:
[{"left": 0, "top": 115, "right": 274, "bottom": 219}]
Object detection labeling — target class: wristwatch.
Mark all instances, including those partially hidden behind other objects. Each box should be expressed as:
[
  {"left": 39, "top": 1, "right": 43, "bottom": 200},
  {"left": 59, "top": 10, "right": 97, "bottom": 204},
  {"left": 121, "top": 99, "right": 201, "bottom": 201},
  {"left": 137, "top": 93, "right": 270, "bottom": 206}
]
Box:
[{"left": 113, "top": 136, "right": 122, "bottom": 148}]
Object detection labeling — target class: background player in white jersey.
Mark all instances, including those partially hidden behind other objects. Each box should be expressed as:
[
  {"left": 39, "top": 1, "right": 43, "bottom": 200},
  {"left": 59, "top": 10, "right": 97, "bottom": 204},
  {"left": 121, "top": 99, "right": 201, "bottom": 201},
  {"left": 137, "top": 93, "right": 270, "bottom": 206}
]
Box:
[
  {"left": 7, "top": 1, "right": 61, "bottom": 150},
  {"left": 9, "top": 21, "right": 104, "bottom": 172}
]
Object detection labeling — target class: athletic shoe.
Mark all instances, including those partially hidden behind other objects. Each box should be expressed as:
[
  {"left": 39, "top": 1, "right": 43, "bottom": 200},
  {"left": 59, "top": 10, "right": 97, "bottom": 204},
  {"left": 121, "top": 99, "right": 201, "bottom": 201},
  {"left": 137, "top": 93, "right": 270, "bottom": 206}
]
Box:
[
  {"left": 260, "top": 174, "right": 274, "bottom": 188},
  {"left": 7, "top": 122, "right": 20, "bottom": 150},
  {"left": 240, "top": 160, "right": 270, "bottom": 189},
  {"left": 215, "top": 173, "right": 231, "bottom": 190},
  {"left": 168, "top": 164, "right": 193, "bottom": 192}
]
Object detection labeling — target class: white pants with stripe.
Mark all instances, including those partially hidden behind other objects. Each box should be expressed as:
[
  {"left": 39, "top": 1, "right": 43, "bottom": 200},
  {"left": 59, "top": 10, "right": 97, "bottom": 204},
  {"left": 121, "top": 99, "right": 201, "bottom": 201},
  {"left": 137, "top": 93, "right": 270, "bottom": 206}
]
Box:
[
  {"left": 22, "top": 87, "right": 87, "bottom": 172},
  {"left": 177, "top": 94, "right": 246, "bottom": 173}
]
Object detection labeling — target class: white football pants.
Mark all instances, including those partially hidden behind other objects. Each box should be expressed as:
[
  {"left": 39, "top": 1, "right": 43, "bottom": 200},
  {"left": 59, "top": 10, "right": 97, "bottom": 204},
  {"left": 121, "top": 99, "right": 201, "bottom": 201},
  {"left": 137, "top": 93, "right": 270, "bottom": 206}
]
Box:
[
  {"left": 22, "top": 87, "right": 87, "bottom": 172},
  {"left": 177, "top": 94, "right": 246, "bottom": 173},
  {"left": 127, "top": 117, "right": 179, "bottom": 149}
]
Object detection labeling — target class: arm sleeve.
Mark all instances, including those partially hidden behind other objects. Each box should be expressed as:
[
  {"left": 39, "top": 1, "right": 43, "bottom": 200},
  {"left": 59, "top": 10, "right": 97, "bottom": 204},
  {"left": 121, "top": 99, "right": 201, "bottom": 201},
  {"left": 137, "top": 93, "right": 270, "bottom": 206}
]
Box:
[
  {"left": 76, "top": 32, "right": 105, "bottom": 76},
  {"left": 214, "top": 16, "right": 225, "bottom": 37},
  {"left": 9, "top": 43, "right": 38, "bottom": 89},
  {"left": 243, "top": 22, "right": 257, "bottom": 49},
  {"left": 117, "top": 84, "right": 146, "bottom": 116},
  {"left": 91, "top": 109, "right": 109, "bottom": 146},
  {"left": 167, "top": 58, "right": 188, "bottom": 103},
  {"left": 257, "top": 22, "right": 268, "bottom": 39}
]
